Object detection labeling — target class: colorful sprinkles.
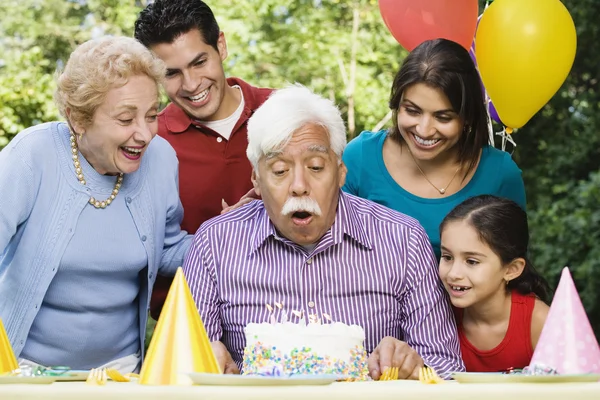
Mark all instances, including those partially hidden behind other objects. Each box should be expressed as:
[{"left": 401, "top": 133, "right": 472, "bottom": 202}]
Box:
[{"left": 242, "top": 342, "right": 370, "bottom": 380}]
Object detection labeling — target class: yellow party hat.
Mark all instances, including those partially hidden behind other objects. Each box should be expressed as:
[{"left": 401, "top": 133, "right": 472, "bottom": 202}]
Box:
[
  {"left": 139, "top": 267, "right": 221, "bottom": 385},
  {"left": 0, "top": 318, "right": 18, "bottom": 375}
]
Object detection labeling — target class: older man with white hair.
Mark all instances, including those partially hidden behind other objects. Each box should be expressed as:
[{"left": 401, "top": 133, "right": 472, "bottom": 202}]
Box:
[{"left": 183, "top": 84, "right": 464, "bottom": 380}]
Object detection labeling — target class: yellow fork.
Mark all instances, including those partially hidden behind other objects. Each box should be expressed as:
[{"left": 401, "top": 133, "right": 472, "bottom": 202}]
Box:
[
  {"left": 379, "top": 367, "right": 399, "bottom": 381},
  {"left": 85, "top": 368, "right": 107, "bottom": 386},
  {"left": 418, "top": 366, "right": 444, "bottom": 384},
  {"left": 105, "top": 368, "right": 131, "bottom": 382}
]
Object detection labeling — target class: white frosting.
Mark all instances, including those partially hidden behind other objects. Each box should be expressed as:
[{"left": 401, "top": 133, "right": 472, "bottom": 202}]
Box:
[{"left": 245, "top": 322, "right": 365, "bottom": 361}]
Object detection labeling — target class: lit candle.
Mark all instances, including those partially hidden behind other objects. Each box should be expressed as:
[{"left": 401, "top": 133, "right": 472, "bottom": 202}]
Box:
[
  {"left": 292, "top": 310, "right": 305, "bottom": 325},
  {"left": 266, "top": 304, "right": 276, "bottom": 324},
  {"left": 308, "top": 314, "right": 320, "bottom": 324}
]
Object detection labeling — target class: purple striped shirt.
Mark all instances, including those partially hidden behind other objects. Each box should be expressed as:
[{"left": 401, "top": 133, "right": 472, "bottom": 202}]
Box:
[{"left": 183, "top": 191, "right": 464, "bottom": 375}]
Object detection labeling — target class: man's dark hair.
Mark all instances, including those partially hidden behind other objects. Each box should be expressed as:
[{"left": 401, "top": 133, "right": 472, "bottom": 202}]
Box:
[{"left": 134, "top": 0, "right": 220, "bottom": 50}]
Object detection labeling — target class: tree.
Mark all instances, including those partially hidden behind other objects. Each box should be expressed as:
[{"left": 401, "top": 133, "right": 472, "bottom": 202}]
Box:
[
  {"left": 0, "top": 0, "right": 146, "bottom": 146},
  {"left": 218, "top": 0, "right": 403, "bottom": 137},
  {"left": 1, "top": 0, "right": 599, "bottom": 337},
  {"left": 507, "top": 0, "right": 600, "bottom": 335}
]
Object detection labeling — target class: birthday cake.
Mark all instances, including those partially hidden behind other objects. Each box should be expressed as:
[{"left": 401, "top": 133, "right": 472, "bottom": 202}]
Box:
[{"left": 242, "top": 320, "right": 370, "bottom": 380}]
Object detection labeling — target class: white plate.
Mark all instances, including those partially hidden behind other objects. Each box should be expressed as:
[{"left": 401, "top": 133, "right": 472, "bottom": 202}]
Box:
[
  {"left": 0, "top": 375, "right": 57, "bottom": 384},
  {"left": 188, "top": 372, "right": 341, "bottom": 386},
  {"left": 52, "top": 370, "right": 90, "bottom": 381},
  {"left": 453, "top": 372, "right": 600, "bottom": 383}
]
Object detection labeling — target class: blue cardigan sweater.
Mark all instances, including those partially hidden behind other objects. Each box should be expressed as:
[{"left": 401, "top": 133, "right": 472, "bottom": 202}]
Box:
[{"left": 0, "top": 122, "right": 192, "bottom": 358}]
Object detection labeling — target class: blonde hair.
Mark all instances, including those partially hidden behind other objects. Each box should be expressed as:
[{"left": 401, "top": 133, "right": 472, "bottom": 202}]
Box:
[{"left": 55, "top": 36, "right": 166, "bottom": 130}]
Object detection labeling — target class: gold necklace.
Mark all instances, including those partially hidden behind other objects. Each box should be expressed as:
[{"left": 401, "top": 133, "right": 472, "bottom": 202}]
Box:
[
  {"left": 70, "top": 132, "right": 123, "bottom": 209},
  {"left": 409, "top": 151, "right": 460, "bottom": 195}
]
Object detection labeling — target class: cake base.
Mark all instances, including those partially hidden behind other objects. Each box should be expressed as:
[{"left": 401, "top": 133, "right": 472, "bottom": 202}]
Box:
[{"left": 242, "top": 342, "right": 369, "bottom": 380}]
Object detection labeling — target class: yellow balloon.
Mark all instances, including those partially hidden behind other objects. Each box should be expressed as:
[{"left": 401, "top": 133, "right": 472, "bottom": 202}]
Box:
[{"left": 475, "top": 0, "right": 576, "bottom": 129}]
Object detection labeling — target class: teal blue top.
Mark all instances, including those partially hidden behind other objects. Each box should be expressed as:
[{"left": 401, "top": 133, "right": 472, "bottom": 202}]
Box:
[{"left": 342, "top": 130, "right": 526, "bottom": 259}]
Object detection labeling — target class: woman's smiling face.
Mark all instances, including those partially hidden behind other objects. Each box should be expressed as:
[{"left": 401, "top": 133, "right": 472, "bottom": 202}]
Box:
[
  {"left": 396, "top": 82, "right": 464, "bottom": 163},
  {"left": 74, "top": 75, "right": 159, "bottom": 175}
]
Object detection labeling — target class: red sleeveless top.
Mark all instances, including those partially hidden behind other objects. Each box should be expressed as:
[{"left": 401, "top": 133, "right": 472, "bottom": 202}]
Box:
[{"left": 455, "top": 291, "right": 536, "bottom": 372}]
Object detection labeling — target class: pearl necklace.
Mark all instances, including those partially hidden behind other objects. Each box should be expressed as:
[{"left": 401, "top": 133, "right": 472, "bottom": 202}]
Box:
[{"left": 70, "top": 132, "right": 123, "bottom": 209}]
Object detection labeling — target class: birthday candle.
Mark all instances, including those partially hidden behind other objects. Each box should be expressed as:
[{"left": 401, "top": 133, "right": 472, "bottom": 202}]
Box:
[
  {"left": 266, "top": 304, "right": 276, "bottom": 324},
  {"left": 292, "top": 310, "right": 306, "bottom": 325}
]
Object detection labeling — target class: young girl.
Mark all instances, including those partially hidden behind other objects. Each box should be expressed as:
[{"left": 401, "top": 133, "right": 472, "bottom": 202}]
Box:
[{"left": 439, "top": 195, "right": 551, "bottom": 372}]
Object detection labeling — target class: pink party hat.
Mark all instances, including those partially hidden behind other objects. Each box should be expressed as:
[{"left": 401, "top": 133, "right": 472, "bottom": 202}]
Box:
[{"left": 529, "top": 267, "right": 600, "bottom": 374}]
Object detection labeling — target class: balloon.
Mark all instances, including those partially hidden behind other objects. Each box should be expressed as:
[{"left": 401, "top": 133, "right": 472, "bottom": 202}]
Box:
[
  {"left": 378, "top": 0, "right": 479, "bottom": 51},
  {"left": 468, "top": 15, "right": 486, "bottom": 96},
  {"left": 469, "top": 14, "right": 503, "bottom": 125},
  {"left": 489, "top": 101, "right": 503, "bottom": 125},
  {"left": 475, "top": 0, "right": 577, "bottom": 129}
]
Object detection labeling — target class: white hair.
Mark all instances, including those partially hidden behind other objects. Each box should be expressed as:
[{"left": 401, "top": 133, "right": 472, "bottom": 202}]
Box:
[{"left": 246, "top": 84, "right": 347, "bottom": 169}]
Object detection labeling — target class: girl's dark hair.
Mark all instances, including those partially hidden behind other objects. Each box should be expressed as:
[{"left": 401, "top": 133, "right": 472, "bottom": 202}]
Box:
[
  {"left": 440, "top": 195, "right": 551, "bottom": 302},
  {"left": 389, "top": 38, "right": 489, "bottom": 176}
]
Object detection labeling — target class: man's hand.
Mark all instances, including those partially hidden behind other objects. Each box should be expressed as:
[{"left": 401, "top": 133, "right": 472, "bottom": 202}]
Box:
[
  {"left": 367, "top": 336, "right": 424, "bottom": 380},
  {"left": 211, "top": 341, "right": 240, "bottom": 374},
  {"left": 221, "top": 188, "right": 260, "bottom": 214}
]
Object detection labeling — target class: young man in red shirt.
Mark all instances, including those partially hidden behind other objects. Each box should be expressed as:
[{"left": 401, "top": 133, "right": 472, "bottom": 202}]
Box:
[{"left": 135, "top": 0, "right": 273, "bottom": 319}]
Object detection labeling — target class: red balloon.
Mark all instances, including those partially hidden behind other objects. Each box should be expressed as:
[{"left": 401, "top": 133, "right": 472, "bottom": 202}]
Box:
[{"left": 378, "top": 0, "right": 479, "bottom": 51}]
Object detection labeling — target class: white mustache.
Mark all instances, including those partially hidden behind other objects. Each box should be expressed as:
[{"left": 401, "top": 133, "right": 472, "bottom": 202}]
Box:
[{"left": 281, "top": 197, "right": 322, "bottom": 216}]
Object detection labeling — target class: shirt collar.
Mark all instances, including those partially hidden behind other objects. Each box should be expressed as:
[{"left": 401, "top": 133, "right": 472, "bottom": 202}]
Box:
[
  {"left": 161, "top": 77, "right": 266, "bottom": 134},
  {"left": 249, "top": 191, "right": 373, "bottom": 255}
]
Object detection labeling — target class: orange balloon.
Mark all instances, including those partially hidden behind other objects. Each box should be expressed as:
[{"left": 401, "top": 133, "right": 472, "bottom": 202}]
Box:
[{"left": 378, "top": 0, "right": 479, "bottom": 51}]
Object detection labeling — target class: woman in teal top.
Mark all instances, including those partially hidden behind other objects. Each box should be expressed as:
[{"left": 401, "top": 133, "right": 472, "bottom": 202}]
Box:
[{"left": 343, "top": 39, "right": 525, "bottom": 259}]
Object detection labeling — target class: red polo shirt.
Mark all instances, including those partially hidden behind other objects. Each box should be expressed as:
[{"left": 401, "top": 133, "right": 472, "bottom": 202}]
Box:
[{"left": 151, "top": 77, "right": 273, "bottom": 319}]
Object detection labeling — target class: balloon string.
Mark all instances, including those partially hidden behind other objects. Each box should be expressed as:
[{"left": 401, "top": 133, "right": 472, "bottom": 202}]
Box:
[
  {"left": 495, "top": 127, "right": 517, "bottom": 155},
  {"left": 485, "top": 96, "right": 494, "bottom": 147}
]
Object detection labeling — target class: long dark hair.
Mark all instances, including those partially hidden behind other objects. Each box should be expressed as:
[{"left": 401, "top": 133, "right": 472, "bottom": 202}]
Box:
[
  {"left": 134, "top": 0, "right": 221, "bottom": 51},
  {"left": 389, "top": 38, "right": 489, "bottom": 176},
  {"left": 440, "top": 195, "right": 551, "bottom": 302}
]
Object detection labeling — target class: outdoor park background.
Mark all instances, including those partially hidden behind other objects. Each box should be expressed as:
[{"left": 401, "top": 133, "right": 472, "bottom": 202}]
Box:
[{"left": 0, "top": 0, "right": 598, "bottom": 338}]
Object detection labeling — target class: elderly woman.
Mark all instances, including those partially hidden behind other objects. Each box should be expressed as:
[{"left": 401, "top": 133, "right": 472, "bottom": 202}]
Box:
[{"left": 0, "top": 36, "right": 192, "bottom": 373}]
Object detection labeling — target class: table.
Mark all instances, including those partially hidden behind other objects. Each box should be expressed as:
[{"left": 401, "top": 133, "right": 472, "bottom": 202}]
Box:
[{"left": 1, "top": 381, "right": 599, "bottom": 400}]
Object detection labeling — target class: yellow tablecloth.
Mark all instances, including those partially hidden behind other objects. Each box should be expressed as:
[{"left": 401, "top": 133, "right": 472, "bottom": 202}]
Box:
[{"left": 1, "top": 381, "right": 599, "bottom": 400}]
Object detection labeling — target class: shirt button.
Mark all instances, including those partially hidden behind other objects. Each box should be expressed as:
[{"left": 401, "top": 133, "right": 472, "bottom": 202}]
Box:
[
  {"left": 306, "top": 258, "right": 312, "bottom": 264},
  {"left": 126, "top": 197, "right": 132, "bottom": 203},
  {"left": 149, "top": 273, "right": 154, "bottom": 279},
  {"left": 308, "top": 301, "right": 315, "bottom": 308},
  {"left": 217, "top": 137, "right": 223, "bottom": 143},
  {"left": 141, "top": 235, "right": 147, "bottom": 242}
]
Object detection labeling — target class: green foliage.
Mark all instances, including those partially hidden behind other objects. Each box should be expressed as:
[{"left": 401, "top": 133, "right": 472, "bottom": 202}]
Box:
[
  {"left": 510, "top": 0, "right": 600, "bottom": 336},
  {"left": 1, "top": 0, "right": 599, "bottom": 337},
  {"left": 218, "top": 0, "right": 404, "bottom": 136},
  {"left": 0, "top": 0, "right": 147, "bottom": 145}
]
